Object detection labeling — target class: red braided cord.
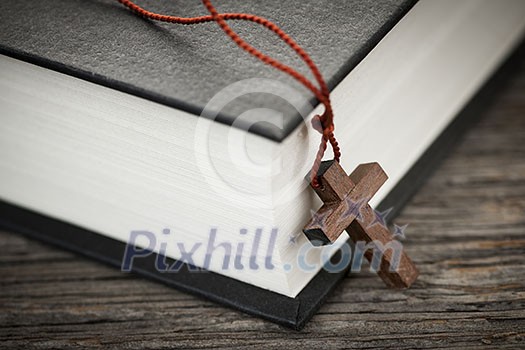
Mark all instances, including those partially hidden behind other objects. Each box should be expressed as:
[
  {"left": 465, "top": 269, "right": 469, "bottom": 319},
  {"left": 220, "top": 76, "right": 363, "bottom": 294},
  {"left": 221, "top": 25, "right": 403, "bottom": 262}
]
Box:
[{"left": 117, "top": 0, "right": 341, "bottom": 187}]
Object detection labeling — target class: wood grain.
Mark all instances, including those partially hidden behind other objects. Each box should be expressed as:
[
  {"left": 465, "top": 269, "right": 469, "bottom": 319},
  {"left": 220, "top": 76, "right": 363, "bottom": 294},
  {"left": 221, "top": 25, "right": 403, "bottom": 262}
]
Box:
[
  {"left": 304, "top": 161, "right": 419, "bottom": 288},
  {"left": 1, "top": 62, "right": 525, "bottom": 349}
]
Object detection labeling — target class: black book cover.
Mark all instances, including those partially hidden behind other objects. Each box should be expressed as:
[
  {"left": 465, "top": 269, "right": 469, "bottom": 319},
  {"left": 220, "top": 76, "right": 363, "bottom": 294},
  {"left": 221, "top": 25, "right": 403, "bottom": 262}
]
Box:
[{"left": 0, "top": 0, "right": 416, "bottom": 141}]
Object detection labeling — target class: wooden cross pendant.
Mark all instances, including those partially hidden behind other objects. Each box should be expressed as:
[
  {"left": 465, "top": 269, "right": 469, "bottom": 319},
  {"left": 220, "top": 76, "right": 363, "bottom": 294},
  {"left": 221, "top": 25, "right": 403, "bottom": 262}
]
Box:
[{"left": 303, "top": 160, "right": 419, "bottom": 288}]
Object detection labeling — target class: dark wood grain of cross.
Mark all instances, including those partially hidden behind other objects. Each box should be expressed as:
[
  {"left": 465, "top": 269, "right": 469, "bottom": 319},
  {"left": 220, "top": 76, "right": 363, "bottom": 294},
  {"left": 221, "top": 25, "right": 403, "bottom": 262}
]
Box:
[{"left": 303, "top": 160, "right": 419, "bottom": 288}]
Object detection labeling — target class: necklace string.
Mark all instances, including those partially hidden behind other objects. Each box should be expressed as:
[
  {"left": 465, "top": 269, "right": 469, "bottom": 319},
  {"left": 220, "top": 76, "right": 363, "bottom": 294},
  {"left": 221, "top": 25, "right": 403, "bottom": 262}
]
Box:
[{"left": 117, "top": 0, "right": 341, "bottom": 187}]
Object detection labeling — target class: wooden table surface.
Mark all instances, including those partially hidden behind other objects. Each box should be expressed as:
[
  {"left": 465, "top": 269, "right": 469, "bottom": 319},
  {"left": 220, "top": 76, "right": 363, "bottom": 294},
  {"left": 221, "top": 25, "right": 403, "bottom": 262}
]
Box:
[{"left": 2, "top": 61, "right": 525, "bottom": 349}]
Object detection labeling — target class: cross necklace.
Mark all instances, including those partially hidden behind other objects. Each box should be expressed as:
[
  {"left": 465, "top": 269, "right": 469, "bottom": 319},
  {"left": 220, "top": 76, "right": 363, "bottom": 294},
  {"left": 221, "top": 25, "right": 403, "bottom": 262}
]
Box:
[{"left": 304, "top": 160, "right": 419, "bottom": 288}]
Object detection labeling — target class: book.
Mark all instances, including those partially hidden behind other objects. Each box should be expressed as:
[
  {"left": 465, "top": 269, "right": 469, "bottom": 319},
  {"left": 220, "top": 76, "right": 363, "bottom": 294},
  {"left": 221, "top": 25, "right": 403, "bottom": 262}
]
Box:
[{"left": 1, "top": 0, "right": 525, "bottom": 329}]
